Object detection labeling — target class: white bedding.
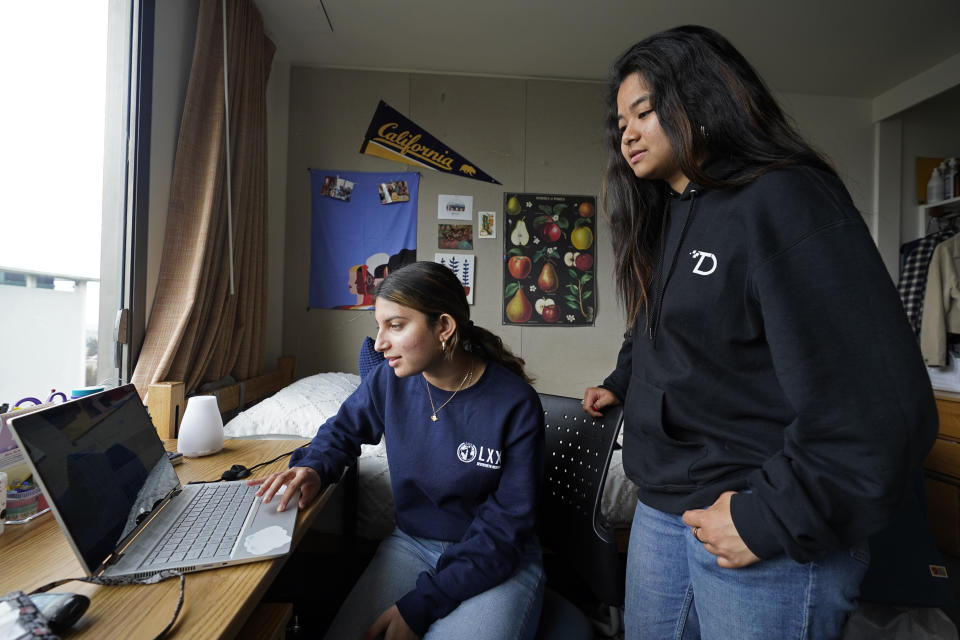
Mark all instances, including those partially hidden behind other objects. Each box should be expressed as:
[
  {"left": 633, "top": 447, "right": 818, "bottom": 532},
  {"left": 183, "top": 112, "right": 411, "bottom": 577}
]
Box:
[
  {"left": 224, "top": 372, "right": 637, "bottom": 539},
  {"left": 224, "top": 371, "right": 362, "bottom": 438}
]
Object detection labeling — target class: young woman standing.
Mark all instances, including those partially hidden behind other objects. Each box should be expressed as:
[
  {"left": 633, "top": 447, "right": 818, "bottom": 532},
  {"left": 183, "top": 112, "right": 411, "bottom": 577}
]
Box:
[{"left": 582, "top": 25, "right": 938, "bottom": 639}]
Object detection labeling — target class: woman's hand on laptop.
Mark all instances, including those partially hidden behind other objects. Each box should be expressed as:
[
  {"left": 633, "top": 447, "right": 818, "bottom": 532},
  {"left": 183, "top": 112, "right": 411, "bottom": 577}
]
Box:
[{"left": 248, "top": 466, "right": 321, "bottom": 512}]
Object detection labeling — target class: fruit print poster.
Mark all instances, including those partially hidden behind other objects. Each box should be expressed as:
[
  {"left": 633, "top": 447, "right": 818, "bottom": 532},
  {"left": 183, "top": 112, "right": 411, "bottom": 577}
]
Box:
[{"left": 502, "top": 192, "right": 596, "bottom": 326}]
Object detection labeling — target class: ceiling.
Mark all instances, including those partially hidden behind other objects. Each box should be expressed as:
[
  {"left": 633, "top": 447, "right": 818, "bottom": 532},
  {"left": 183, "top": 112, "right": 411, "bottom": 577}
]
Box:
[{"left": 255, "top": 0, "right": 960, "bottom": 99}]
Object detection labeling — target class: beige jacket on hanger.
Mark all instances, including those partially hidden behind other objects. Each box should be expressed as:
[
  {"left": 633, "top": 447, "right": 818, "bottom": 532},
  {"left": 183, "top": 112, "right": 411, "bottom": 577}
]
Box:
[{"left": 921, "top": 233, "right": 960, "bottom": 366}]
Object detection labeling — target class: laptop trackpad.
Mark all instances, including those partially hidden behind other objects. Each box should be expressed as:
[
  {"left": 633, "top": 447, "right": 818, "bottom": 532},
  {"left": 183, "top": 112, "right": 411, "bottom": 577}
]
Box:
[
  {"left": 242, "top": 485, "right": 299, "bottom": 556},
  {"left": 244, "top": 525, "right": 291, "bottom": 554}
]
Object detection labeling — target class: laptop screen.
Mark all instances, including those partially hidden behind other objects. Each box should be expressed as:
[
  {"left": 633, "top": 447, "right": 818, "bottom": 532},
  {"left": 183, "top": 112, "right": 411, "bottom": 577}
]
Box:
[{"left": 8, "top": 384, "right": 180, "bottom": 574}]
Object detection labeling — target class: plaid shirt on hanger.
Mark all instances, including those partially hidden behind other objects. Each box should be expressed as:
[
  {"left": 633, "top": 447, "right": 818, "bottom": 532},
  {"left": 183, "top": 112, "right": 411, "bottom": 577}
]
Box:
[{"left": 898, "top": 228, "right": 957, "bottom": 334}]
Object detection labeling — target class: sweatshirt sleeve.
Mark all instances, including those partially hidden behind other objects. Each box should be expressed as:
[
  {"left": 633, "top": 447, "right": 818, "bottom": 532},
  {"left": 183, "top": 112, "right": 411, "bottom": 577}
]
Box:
[
  {"left": 288, "top": 376, "right": 385, "bottom": 485},
  {"left": 730, "top": 218, "right": 938, "bottom": 562},
  {"left": 601, "top": 332, "right": 633, "bottom": 400},
  {"left": 394, "top": 396, "right": 544, "bottom": 635}
]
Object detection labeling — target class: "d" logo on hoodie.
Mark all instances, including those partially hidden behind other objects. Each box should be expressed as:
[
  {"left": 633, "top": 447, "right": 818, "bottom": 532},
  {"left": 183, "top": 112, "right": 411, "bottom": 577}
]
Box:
[{"left": 690, "top": 250, "right": 717, "bottom": 276}]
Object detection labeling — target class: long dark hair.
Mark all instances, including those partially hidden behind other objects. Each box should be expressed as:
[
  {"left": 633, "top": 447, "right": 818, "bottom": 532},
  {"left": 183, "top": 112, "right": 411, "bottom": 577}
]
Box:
[
  {"left": 375, "top": 261, "right": 534, "bottom": 383},
  {"left": 603, "top": 25, "right": 836, "bottom": 329}
]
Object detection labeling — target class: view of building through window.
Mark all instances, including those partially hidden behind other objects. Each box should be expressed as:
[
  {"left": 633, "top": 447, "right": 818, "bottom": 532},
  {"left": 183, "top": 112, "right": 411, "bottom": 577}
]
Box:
[{"left": 0, "top": 2, "right": 110, "bottom": 407}]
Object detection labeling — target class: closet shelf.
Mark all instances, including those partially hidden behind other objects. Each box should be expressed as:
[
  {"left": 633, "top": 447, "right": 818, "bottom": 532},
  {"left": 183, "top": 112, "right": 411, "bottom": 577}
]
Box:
[{"left": 921, "top": 196, "right": 960, "bottom": 217}]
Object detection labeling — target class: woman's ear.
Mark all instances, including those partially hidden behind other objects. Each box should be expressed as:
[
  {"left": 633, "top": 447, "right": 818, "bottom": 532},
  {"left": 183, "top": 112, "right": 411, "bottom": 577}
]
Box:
[{"left": 436, "top": 313, "right": 458, "bottom": 343}]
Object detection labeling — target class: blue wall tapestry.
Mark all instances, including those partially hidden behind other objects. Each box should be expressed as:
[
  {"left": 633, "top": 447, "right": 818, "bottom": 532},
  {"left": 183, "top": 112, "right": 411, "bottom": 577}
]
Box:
[{"left": 309, "top": 169, "right": 419, "bottom": 309}]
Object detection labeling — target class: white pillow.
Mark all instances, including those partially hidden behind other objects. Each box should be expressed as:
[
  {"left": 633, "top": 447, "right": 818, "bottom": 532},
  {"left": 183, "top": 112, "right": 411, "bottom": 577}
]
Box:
[{"left": 223, "top": 372, "right": 361, "bottom": 439}]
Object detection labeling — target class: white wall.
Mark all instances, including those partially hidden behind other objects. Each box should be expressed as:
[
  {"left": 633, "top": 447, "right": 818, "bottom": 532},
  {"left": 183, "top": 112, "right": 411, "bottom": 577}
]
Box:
[{"left": 778, "top": 93, "right": 875, "bottom": 217}]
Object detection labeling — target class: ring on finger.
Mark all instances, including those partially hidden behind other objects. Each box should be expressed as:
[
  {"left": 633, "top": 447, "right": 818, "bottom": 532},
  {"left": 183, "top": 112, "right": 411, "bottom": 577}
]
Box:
[{"left": 693, "top": 526, "right": 703, "bottom": 542}]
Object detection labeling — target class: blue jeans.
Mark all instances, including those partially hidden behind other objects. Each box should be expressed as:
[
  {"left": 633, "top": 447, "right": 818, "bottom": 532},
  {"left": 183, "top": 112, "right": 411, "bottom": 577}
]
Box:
[
  {"left": 625, "top": 499, "right": 869, "bottom": 640},
  {"left": 324, "top": 528, "right": 545, "bottom": 640}
]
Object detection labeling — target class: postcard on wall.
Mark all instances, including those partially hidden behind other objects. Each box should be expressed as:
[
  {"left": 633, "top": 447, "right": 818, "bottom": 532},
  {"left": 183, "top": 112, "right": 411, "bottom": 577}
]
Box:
[
  {"left": 378, "top": 180, "right": 410, "bottom": 204},
  {"left": 438, "top": 223, "right": 473, "bottom": 250},
  {"left": 320, "top": 175, "right": 355, "bottom": 201},
  {"left": 436, "top": 253, "right": 475, "bottom": 305},
  {"left": 478, "top": 211, "right": 496, "bottom": 238},
  {"left": 437, "top": 194, "right": 473, "bottom": 221}
]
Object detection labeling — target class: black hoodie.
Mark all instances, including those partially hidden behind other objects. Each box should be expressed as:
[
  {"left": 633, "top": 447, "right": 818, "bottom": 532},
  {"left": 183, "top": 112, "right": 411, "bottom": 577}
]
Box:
[{"left": 601, "top": 160, "right": 938, "bottom": 563}]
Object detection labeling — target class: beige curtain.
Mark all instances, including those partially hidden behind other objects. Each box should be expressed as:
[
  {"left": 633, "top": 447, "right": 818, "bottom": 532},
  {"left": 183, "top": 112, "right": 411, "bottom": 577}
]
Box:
[{"left": 132, "top": 0, "right": 275, "bottom": 400}]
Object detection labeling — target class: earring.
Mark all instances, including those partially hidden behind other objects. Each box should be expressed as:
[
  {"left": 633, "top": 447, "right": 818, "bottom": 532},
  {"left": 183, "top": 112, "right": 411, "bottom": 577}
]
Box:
[
  {"left": 699, "top": 124, "right": 709, "bottom": 138},
  {"left": 441, "top": 340, "right": 447, "bottom": 352}
]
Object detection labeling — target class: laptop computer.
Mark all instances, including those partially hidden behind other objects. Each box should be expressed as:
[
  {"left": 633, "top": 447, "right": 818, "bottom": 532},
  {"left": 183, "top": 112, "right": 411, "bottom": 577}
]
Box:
[{"left": 6, "top": 384, "right": 300, "bottom": 579}]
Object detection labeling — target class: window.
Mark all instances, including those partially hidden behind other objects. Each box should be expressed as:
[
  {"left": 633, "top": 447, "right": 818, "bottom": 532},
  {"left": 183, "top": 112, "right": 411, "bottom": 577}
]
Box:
[
  {"left": 0, "top": 272, "right": 26, "bottom": 288},
  {"left": 0, "top": 1, "right": 151, "bottom": 406}
]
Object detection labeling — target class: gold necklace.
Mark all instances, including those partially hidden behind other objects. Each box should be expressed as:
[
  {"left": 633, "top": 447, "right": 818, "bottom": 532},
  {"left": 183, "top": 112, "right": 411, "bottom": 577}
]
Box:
[{"left": 424, "top": 365, "right": 473, "bottom": 422}]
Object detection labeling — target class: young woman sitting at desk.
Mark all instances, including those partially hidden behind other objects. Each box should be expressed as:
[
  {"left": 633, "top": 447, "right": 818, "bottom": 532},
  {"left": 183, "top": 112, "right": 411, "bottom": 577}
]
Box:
[{"left": 252, "top": 261, "right": 545, "bottom": 640}]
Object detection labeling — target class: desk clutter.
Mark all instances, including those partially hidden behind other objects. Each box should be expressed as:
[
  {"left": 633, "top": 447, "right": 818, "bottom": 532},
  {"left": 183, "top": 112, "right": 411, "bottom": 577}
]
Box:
[
  {"left": 1, "top": 405, "right": 52, "bottom": 532},
  {"left": 6, "top": 480, "right": 42, "bottom": 521}
]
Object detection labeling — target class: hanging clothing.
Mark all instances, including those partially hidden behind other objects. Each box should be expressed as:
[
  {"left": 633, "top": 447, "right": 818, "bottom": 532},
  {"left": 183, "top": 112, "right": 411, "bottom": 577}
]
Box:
[
  {"left": 920, "top": 232, "right": 960, "bottom": 366},
  {"left": 898, "top": 228, "right": 956, "bottom": 334}
]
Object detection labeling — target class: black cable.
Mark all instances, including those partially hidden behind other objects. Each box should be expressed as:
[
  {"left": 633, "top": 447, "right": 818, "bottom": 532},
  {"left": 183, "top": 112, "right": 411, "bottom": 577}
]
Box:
[
  {"left": 188, "top": 443, "right": 308, "bottom": 484},
  {"left": 30, "top": 570, "right": 185, "bottom": 639},
  {"left": 246, "top": 444, "right": 307, "bottom": 473}
]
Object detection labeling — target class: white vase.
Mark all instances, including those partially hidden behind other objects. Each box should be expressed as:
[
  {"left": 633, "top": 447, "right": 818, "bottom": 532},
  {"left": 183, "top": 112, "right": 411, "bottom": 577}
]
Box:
[{"left": 177, "top": 395, "right": 224, "bottom": 457}]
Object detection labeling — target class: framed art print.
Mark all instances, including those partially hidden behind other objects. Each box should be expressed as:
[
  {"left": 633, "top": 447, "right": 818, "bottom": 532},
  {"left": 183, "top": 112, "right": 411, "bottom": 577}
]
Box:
[{"left": 503, "top": 192, "right": 596, "bottom": 326}]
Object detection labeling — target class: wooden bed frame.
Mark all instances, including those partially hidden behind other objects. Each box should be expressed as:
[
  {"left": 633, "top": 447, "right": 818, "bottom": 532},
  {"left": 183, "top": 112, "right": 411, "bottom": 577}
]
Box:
[{"left": 147, "top": 356, "right": 296, "bottom": 438}]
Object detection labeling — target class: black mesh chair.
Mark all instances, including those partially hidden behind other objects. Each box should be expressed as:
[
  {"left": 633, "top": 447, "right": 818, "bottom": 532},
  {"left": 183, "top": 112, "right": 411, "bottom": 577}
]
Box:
[{"left": 536, "top": 393, "right": 625, "bottom": 638}]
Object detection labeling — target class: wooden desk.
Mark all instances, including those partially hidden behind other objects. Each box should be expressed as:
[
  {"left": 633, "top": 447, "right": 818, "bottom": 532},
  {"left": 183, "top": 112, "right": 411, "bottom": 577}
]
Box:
[{"left": 0, "top": 439, "right": 330, "bottom": 639}]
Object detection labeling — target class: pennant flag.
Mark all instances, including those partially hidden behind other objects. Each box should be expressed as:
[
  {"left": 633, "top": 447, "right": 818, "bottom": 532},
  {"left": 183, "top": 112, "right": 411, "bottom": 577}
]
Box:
[{"left": 359, "top": 100, "right": 501, "bottom": 185}]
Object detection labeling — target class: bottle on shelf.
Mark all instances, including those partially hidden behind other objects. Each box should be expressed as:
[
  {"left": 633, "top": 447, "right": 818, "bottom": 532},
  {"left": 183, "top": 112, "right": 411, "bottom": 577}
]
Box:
[
  {"left": 928, "top": 166, "right": 945, "bottom": 204},
  {"left": 946, "top": 158, "right": 957, "bottom": 201}
]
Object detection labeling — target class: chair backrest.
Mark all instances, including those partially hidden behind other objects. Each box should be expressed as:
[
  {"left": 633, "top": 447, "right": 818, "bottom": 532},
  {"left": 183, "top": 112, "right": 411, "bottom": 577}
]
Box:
[{"left": 538, "top": 393, "right": 625, "bottom": 606}]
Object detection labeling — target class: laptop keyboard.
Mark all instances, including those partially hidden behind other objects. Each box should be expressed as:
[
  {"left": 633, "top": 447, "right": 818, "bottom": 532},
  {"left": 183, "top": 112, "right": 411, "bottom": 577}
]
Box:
[{"left": 141, "top": 483, "right": 254, "bottom": 568}]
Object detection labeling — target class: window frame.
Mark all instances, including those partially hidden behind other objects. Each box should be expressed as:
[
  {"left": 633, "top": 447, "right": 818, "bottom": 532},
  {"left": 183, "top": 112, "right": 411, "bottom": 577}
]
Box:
[{"left": 100, "top": 0, "right": 154, "bottom": 385}]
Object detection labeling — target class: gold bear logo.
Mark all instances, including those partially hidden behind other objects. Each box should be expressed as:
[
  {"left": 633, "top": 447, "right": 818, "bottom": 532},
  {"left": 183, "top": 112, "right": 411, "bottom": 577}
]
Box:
[{"left": 459, "top": 164, "right": 477, "bottom": 176}]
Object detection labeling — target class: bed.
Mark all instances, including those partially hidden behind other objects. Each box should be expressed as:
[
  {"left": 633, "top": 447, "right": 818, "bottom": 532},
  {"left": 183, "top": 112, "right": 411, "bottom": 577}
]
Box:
[{"left": 147, "top": 356, "right": 638, "bottom": 545}]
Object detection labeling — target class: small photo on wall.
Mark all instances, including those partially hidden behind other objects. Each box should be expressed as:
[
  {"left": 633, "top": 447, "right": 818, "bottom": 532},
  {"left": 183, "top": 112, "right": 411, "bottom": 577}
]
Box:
[
  {"left": 320, "top": 175, "right": 355, "bottom": 201},
  {"left": 478, "top": 211, "right": 496, "bottom": 238},
  {"left": 438, "top": 223, "right": 473, "bottom": 250},
  {"left": 436, "top": 253, "right": 475, "bottom": 305},
  {"left": 378, "top": 180, "right": 410, "bottom": 204},
  {"left": 438, "top": 194, "right": 474, "bottom": 221}
]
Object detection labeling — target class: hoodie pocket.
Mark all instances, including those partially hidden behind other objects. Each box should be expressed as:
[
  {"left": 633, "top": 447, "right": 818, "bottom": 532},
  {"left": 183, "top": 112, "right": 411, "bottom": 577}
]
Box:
[{"left": 622, "top": 378, "right": 703, "bottom": 492}]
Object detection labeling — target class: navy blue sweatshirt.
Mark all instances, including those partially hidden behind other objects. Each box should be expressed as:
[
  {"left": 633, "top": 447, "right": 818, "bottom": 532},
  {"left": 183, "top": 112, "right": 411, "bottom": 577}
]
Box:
[
  {"left": 290, "top": 360, "right": 544, "bottom": 635},
  {"left": 601, "top": 161, "right": 938, "bottom": 563}
]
